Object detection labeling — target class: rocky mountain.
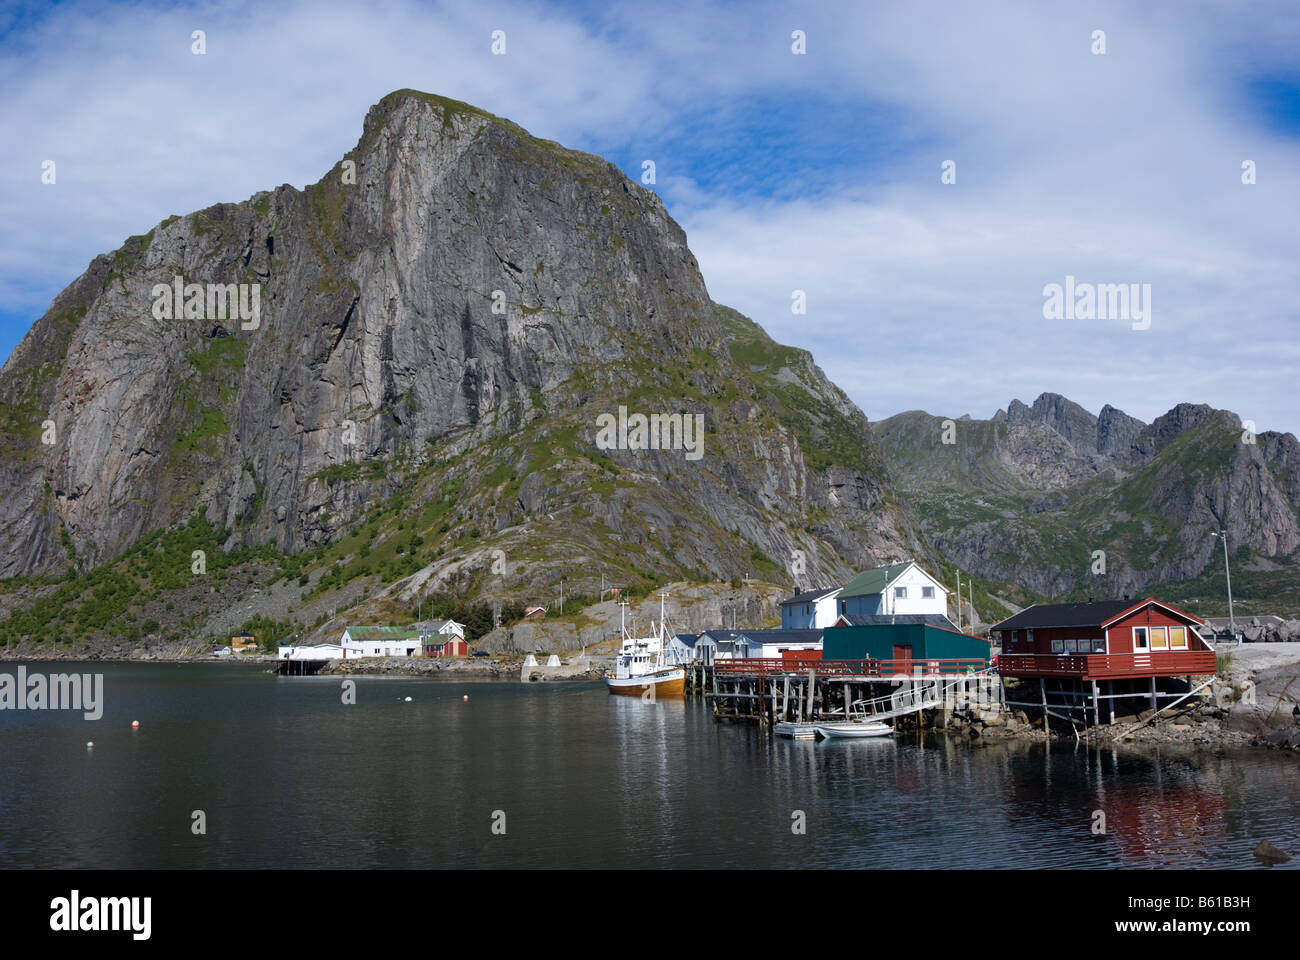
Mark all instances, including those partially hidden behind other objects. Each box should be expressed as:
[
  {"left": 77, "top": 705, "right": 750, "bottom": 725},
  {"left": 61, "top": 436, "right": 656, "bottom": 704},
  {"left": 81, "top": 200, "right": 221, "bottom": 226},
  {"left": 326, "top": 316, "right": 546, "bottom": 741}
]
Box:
[
  {"left": 0, "top": 90, "right": 929, "bottom": 651},
  {"left": 874, "top": 393, "right": 1300, "bottom": 615}
]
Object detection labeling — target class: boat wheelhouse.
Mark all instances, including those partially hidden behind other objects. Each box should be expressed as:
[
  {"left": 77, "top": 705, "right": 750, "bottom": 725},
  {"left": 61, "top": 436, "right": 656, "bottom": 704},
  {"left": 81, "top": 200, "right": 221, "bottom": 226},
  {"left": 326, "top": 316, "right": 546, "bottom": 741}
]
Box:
[{"left": 605, "top": 593, "right": 686, "bottom": 697}]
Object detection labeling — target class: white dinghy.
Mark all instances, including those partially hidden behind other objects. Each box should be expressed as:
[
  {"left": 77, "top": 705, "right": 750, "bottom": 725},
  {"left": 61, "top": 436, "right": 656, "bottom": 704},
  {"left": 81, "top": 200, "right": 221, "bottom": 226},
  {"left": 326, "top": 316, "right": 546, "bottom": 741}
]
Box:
[{"left": 814, "top": 720, "right": 893, "bottom": 739}]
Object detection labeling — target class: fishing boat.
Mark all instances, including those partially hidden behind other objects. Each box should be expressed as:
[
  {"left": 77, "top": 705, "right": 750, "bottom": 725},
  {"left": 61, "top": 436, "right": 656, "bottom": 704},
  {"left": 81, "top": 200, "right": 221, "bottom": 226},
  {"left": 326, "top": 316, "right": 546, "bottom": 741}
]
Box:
[
  {"left": 815, "top": 720, "right": 894, "bottom": 739},
  {"left": 606, "top": 593, "right": 686, "bottom": 697}
]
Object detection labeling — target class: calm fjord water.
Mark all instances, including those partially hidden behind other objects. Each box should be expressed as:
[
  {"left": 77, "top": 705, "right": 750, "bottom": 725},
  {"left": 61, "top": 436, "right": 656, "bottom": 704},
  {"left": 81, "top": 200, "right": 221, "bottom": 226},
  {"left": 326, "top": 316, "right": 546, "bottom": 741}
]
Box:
[{"left": 1, "top": 662, "right": 1297, "bottom": 869}]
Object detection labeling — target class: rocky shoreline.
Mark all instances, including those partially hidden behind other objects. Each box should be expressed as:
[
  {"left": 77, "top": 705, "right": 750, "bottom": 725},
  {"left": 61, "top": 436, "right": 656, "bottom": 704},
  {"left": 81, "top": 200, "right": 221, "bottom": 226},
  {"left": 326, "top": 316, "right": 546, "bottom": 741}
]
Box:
[
  {"left": 318, "top": 655, "right": 608, "bottom": 682},
  {"left": 0, "top": 649, "right": 273, "bottom": 664},
  {"left": 931, "top": 699, "right": 1273, "bottom": 748},
  {"left": 894, "top": 644, "right": 1300, "bottom": 751}
]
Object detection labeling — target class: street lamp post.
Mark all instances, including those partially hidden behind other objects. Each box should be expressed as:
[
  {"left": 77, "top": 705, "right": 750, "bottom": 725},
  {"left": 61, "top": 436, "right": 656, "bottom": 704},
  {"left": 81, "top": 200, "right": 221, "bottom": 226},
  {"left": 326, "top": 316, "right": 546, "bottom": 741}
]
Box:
[
  {"left": 1211, "top": 530, "right": 1236, "bottom": 642},
  {"left": 956, "top": 570, "right": 962, "bottom": 632}
]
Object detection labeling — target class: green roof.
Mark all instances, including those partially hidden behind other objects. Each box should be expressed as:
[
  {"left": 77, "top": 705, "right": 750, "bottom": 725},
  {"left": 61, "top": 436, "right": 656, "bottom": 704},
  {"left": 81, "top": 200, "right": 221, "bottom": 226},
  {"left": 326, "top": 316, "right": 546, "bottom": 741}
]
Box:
[
  {"left": 839, "top": 562, "right": 915, "bottom": 599},
  {"left": 344, "top": 625, "right": 422, "bottom": 641}
]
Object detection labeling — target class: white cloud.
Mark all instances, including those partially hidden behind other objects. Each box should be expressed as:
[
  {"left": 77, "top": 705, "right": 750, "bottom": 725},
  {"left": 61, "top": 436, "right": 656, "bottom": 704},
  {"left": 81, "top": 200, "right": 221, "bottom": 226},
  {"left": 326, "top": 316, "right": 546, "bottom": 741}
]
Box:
[{"left": 1, "top": 0, "right": 1297, "bottom": 436}]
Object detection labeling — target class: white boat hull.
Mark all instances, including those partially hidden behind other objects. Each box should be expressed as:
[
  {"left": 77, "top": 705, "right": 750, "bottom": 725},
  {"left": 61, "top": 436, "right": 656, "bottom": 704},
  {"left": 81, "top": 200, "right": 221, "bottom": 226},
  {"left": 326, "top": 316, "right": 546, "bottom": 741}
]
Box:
[{"left": 815, "top": 721, "right": 893, "bottom": 739}]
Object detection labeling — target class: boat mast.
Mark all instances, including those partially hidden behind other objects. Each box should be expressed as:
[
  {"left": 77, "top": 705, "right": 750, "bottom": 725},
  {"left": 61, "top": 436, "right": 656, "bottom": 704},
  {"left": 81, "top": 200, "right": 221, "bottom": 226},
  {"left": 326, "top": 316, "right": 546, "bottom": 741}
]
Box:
[{"left": 657, "top": 591, "right": 669, "bottom": 667}]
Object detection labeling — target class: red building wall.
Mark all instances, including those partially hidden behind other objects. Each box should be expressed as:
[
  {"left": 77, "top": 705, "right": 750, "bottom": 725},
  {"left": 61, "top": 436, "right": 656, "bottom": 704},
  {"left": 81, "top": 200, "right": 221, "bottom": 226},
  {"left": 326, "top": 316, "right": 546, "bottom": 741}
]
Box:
[
  {"left": 1004, "top": 624, "right": 1100, "bottom": 655},
  {"left": 1107, "top": 605, "right": 1207, "bottom": 654},
  {"left": 425, "top": 636, "right": 467, "bottom": 657},
  {"left": 1000, "top": 602, "right": 1207, "bottom": 656}
]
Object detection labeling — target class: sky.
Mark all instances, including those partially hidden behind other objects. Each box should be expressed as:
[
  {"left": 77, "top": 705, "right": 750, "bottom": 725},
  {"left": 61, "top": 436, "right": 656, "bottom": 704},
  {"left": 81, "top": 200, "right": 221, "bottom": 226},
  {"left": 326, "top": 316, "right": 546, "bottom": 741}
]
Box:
[{"left": 2, "top": 0, "right": 1298, "bottom": 435}]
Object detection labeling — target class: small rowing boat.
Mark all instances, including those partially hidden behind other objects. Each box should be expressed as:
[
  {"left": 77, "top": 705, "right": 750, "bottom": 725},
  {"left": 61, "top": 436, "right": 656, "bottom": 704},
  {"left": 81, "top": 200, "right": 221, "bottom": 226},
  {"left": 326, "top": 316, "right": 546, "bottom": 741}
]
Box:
[{"left": 814, "top": 720, "right": 893, "bottom": 739}]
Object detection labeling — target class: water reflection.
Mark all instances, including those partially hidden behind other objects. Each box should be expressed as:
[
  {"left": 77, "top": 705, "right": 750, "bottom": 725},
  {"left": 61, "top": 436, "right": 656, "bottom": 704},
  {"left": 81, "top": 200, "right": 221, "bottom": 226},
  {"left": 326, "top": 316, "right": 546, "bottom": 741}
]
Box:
[{"left": 1, "top": 665, "right": 1296, "bottom": 869}]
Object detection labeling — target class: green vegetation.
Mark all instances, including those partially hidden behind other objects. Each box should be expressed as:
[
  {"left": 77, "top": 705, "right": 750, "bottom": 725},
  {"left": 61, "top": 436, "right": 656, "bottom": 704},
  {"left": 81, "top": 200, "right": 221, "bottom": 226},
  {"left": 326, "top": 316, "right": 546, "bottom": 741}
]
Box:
[
  {"left": 0, "top": 513, "right": 289, "bottom": 647},
  {"left": 233, "top": 614, "right": 296, "bottom": 651},
  {"left": 310, "top": 460, "right": 386, "bottom": 485},
  {"left": 187, "top": 336, "right": 246, "bottom": 376},
  {"left": 715, "top": 304, "right": 878, "bottom": 475}
]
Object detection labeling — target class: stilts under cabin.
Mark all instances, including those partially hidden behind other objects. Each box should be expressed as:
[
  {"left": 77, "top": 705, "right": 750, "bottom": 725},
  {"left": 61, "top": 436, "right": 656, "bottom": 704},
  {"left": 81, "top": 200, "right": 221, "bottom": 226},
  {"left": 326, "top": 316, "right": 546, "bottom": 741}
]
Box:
[{"left": 991, "top": 597, "right": 1218, "bottom": 726}]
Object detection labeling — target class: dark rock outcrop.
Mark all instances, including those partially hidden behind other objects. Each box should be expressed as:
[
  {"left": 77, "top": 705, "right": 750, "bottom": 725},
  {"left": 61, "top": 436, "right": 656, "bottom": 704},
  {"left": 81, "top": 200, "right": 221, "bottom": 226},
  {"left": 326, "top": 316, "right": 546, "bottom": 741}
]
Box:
[{"left": 0, "top": 90, "right": 921, "bottom": 611}]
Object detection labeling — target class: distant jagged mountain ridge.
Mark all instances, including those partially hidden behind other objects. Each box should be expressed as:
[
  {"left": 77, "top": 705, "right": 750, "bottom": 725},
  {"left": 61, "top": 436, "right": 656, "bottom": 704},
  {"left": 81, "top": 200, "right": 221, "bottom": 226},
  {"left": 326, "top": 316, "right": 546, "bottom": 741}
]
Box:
[
  {"left": 0, "top": 89, "right": 931, "bottom": 653},
  {"left": 873, "top": 393, "right": 1300, "bottom": 605}
]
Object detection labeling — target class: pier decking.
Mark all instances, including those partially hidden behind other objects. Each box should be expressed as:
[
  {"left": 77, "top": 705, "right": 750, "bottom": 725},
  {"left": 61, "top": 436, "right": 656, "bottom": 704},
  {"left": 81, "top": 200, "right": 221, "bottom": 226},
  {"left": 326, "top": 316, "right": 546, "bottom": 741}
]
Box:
[{"left": 687, "top": 658, "right": 1000, "bottom": 729}]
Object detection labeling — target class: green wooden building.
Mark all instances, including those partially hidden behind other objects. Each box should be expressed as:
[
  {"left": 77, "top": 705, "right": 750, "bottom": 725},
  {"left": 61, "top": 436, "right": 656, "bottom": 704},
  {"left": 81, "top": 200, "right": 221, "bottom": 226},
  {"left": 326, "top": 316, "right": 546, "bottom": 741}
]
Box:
[{"left": 824, "top": 615, "right": 991, "bottom": 668}]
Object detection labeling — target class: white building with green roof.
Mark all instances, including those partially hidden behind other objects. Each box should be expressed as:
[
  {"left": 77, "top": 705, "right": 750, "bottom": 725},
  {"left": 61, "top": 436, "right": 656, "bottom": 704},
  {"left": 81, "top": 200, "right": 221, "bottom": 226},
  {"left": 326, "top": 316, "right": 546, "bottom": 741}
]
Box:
[
  {"left": 834, "top": 561, "right": 950, "bottom": 622},
  {"left": 340, "top": 625, "right": 423, "bottom": 658}
]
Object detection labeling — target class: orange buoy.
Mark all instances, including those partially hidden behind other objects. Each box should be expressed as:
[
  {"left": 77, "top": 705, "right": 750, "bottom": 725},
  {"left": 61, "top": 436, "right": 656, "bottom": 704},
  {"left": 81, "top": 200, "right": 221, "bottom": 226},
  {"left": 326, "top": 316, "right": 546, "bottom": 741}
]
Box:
[{"left": 131, "top": 720, "right": 140, "bottom": 728}]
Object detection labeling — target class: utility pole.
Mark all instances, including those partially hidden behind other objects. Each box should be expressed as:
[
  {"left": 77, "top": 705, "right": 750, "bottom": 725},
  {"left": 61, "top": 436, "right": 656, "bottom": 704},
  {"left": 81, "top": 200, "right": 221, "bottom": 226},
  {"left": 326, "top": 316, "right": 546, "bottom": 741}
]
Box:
[
  {"left": 956, "top": 569, "right": 963, "bottom": 632},
  {"left": 1211, "top": 530, "right": 1237, "bottom": 641}
]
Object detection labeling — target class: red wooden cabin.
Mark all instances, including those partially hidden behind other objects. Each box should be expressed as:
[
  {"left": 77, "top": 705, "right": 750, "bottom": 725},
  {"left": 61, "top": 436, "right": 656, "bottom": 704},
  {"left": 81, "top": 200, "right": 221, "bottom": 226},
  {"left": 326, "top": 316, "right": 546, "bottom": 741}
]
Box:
[
  {"left": 424, "top": 635, "right": 468, "bottom": 657},
  {"left": 993, "top": 597, "right": 1215, "bottom": 681}
]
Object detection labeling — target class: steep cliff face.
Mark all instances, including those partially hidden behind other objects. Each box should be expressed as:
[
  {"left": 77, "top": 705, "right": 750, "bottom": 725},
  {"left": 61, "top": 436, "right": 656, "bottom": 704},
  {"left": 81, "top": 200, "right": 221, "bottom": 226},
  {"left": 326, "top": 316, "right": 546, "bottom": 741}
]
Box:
[
  {"left": 874, "top": 393, "right": 1300, "bottom": 607},
  {"left": 0, "top": 90, "right": 920, "bottom": 625}
]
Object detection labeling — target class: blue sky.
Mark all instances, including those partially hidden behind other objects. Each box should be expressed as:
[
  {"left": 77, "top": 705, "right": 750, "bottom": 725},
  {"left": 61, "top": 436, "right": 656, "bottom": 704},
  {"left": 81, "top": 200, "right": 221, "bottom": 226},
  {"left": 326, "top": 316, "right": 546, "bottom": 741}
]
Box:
[{"left": 2, "top": 0, "right": 1299, "bottom": 435}]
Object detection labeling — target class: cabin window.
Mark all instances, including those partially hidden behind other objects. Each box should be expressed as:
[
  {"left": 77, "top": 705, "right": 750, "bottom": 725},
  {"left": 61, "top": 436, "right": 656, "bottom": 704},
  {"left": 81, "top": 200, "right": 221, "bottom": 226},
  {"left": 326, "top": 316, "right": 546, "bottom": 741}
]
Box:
[
  {"left": 895, "top": 587, "right": 907, "bottom": 599},
  {"left": 1026, "top": 629, "right": 1034, "bottom": 645},
  {"left": 840, "top": 600, "right": 846, "bottom": 614},
  {"left": 922, "top": 586, "right": 935, "bottom": 599},
  {"left": 1149, "top": 626, "right": 1168, "bottom": 650},
  {"left": 1169, "top": 626, "right": 1187, "bottom": 649},
  {"left": 1133, "top": 627, "right": 1149, "bottom": 651}
]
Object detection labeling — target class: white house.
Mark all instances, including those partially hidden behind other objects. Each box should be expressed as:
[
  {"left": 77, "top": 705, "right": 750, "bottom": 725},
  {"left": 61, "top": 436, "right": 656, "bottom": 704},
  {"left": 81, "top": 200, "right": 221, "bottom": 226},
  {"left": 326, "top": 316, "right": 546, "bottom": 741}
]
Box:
[
  {"left": 412, "top": 619, "right": 466, "bottom": 641},
  {"left": 690, "top": 629, "right": 823, "bottom": 662},
  {"left": 733, "top": 629, "right": 823, "bottom": 658},
  {"left": 277, "top": 642, "right": 345, "bottom": 660},
  {"left": 340, "top": 626, "right": 422, "bottom": 658},
  {"left": 693, "top": 630, "right": 748, "bottom": 664},
  {"left": 779, "top": 587, "right": 843, "bottom": 629},
  {"left": 664, "top": 634, "right": 700, "bottom": 666},
  {"left": 835, "top": 561, "right": 949, "bottom": 621}
]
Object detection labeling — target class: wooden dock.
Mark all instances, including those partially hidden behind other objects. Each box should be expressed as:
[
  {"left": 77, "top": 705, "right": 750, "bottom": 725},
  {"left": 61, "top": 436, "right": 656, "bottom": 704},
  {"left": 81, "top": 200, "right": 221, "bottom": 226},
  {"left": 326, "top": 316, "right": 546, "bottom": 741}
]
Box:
[
  {"left": 275, "top": 659, "right": 331, "bottom": 676},
  {"left": 687, "top": 658, "right": 1001, "bottom": 730}
]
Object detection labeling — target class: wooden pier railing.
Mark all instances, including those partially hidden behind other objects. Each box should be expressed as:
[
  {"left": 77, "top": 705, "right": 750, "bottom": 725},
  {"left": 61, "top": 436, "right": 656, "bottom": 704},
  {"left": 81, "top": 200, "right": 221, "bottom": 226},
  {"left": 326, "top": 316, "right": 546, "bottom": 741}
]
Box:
[
  {"left": 996, "top": 650, "right": 1216, "bottom": 680},
  {"left": 713, "top": 658, "right": 989, "bottom": 678}
]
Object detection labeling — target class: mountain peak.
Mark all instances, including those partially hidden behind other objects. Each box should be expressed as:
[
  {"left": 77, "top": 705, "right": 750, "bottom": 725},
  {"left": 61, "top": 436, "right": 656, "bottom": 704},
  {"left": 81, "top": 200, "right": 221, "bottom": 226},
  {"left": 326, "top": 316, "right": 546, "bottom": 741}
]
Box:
[
  {"left": 1005, "top": 392, "right": 1098, "bottom": 450},
  {"left": 0, "top": 88, "right": 920, "bottom": 653}
]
